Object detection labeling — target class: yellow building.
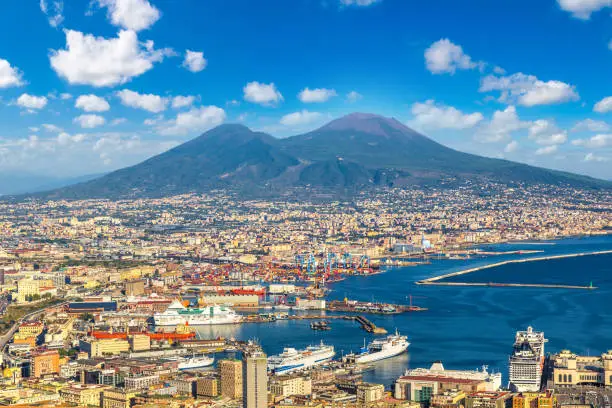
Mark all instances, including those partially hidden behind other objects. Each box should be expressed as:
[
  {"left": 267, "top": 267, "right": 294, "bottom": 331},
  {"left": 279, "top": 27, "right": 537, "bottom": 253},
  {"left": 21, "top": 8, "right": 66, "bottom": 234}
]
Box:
[
  {"left": 102, "top": 388, "right": 136, "bottom": 408},
  {"left": 356, "top": 383, "right": 385, "bottom": 404},
  {"left": 270, "top": 375, "right": 312, "bottom": 398},
  {"left": 553, "top": 349, "right": 612, "bottom": 387},
  {"left": 59, "top": 384, "right": 108, "bottom": 407},
  {"left": 18, "top": 321, "right": 44, "bottom": 336},
  {"left": 219, "top": 359, "right": 243, "bottom": 399},
  {"left": 512, "top": 392, "right": 556, "bottom": 408},
  {"left": 128, "top": 334, "right": 151, "bottom": 351},
  {"left": 82, "top": 339, "right": 130, "bottom": 357},
  {"left": 16, "top": 278, "right": 40, "bottom": 302},
  {"left": 197, "top": 376, "right": 219, "bottom": 398}
]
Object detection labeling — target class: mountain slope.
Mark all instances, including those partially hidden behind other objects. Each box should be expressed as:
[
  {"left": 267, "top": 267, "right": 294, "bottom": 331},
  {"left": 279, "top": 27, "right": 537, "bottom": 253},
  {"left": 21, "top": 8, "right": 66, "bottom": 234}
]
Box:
[{"left": 29, "top": 114, "right": 611, "bottom": 199}]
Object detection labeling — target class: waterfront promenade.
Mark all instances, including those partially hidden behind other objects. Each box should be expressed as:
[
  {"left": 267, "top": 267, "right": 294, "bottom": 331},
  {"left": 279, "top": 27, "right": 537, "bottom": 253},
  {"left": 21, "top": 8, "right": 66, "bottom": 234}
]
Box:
[{"left": 415, "top": 250, "right": 612, "bottom": 289}]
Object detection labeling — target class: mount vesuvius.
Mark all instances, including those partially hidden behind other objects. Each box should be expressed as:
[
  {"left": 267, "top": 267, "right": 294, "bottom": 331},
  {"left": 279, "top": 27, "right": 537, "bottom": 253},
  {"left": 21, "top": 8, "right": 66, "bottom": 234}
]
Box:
[{"left": 29, "top": 113, "right": 610, "bottom": 199}]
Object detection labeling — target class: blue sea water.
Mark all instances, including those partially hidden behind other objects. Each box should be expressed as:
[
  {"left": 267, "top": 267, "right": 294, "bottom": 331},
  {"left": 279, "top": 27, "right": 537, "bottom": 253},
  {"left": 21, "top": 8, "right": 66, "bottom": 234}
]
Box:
[{"left": 196, "top": 235, "right": 612, "bottom": 388}]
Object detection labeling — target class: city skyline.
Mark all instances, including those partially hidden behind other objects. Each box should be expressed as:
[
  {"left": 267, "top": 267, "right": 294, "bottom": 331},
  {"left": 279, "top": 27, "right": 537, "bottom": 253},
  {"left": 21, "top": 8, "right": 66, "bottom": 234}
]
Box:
[{"left": 0, "top": 0, "right": 610, "bottom": 180}]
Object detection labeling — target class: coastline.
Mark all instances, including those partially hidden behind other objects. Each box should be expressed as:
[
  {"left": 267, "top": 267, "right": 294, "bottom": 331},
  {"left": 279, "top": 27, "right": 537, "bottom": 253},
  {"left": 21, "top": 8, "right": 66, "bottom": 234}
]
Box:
[{"left": 416, "top": 249, "right": 612, "bottom": 285}]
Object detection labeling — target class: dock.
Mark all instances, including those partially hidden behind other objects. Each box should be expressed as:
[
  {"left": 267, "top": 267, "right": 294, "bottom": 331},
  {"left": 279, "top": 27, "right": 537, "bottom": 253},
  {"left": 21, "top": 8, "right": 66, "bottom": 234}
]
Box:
[
  {"left": 355, "top": 315, "right": 387, "bottom": 334},
  {"left": 326, "top": 299, "right": 427, "bottom": 314},
  {"left": 243, "top": 314, "right": 388, "bottom": 334}
]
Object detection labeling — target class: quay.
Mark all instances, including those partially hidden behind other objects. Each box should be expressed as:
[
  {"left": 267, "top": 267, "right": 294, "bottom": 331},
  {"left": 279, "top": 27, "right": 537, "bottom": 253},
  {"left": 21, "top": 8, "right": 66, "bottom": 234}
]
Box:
[
  {"left": 415, "top": 250, "right": 612, "bottom": 289},
  {"left": 326, "top": 299, "right": 427, "bottom": 313},
  {"left": 244, "top": 313, "right": 388, "bottom": 334}
]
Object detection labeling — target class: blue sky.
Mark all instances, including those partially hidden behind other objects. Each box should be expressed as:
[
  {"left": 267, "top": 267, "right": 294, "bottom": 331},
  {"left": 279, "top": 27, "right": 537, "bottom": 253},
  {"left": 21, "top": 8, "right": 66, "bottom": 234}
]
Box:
[{"left": 0, "top": 0, "right": 610, "bottom": 179}]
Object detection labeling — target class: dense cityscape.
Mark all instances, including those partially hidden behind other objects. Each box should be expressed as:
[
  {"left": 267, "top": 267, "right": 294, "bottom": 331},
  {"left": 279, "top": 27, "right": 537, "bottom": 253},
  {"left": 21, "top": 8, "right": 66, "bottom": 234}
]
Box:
[{"left": 0, "top": 184, "right": 609, "bottom": 407}]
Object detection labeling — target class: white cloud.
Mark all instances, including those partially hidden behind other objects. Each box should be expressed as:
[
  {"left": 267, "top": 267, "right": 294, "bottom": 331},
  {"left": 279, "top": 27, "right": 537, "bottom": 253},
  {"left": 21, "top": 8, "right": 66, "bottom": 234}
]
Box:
[
  {"left": 17, "top": 94, "right": 48, "bottom": 110},
  {"left": 584, "top": 152, "right": 609, "bottom": 162},
  {"left": 480, "top": 73, "right": 579, "bottom": 107},
  {"left": 346, "top": 91, "right": 363, "bottom": 102},
  {"left": 182, "top": 50, "right": 207, "bottom": 73},
  {"left": 0, "top": 59, "right": 24, "bottom": 88},
  {"left": 410, "top": 100, "right": 484, "bottom": 130},
  {"left": 50, "top": 29, "right": 173, "bottom": 87},
  {"left": 504, "top": 140, "right": 519, "bottom": 153},
  {"left": 75, "top": 94, "right": 110, "bottom": 112},
  {"left": 40, "top": 0, "right": 64, "bottom": 27},
  {"left": 424, "top": 39, "right": 483, "bottom": 75},
  {"left": 298, "top": 88, "right": 337, "bottom": 103},
  {"left": 528, "top": 120, "right": 568, "bottom": 145},
  {"left": 493, "top": 66, "right": 506, "bottom": 75},
  {"left": 60, "top": 93, "right": 72, "bottom": 100},
  {"left": 535, "top": 145, "right": 558, "bottom": 156},
  {"left": 96, "top": 0, "right": 160, "bottom": 32},
  {"left": 74, "top": 114, "right": 106, "bottom": 128},
  {"left": 340, "top": 0, "right": 381, "bottom": 6},
  {"left": 571, "top": 119, "right": 610, "bottom": 132},
  {"left": 57, "top": 132, "right": 86, "bottom": 145},
  {"left": 116, "top": 89, "right": 168, "bottom": 113},
  {"left": 243, "top": 82, "right": 283, "bottom": 106},
  {"left": 572, "top": 134, "right": 612, "bottom": 148},
  {"left": 475, "top": 106, "right": 528, "bottom": 143},
  {"left": 556, "top": 0, "right": 611, "bottom": 19},
  {"left": 280, "top": 110, "right": 323, "bottom": 126},
  {"left": 172, "top": 95, "right": 195, "bottom": 109},
  {"left": 594, "top": 96, "right": 612, "bottom": 113},
  {"left": 158, "top": 106, "right": 226, "bottom": 136},
  {"left": 42, "top": 124, "right": 63, "bottom": 133}
]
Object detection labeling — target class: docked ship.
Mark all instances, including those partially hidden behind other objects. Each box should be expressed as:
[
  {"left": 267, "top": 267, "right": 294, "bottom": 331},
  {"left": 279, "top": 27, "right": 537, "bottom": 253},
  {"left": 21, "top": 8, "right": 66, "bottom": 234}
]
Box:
[
  {"left": 509, "top": 326, "right": 547, "bottom": 392},
  {"left": 167, "top": 355, "right": 215, "bottom": 370},
  {"left": 348, "top": 331, "right": 410, "bottom": 364},
  {"left": 153, "top": 300, "right": 242, "bottom": 326},
  {"left": 268, "top": 342, "right": 335, "bottom": 375}
]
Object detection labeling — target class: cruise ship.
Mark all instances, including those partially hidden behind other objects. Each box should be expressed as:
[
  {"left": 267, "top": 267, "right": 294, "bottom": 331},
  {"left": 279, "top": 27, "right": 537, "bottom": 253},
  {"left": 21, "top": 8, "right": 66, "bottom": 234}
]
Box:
[
  {"left": 348, "top": 331, "right": 410, "bottom": 364},
  {"left": 268, "top": 342, "right": 335, "bottom": 375},
  {"left": 153, "top": 300, "right": 242, "bottom": 326},
  {"left": 509, "top": 326, "right": 547, "bottom": 392}
]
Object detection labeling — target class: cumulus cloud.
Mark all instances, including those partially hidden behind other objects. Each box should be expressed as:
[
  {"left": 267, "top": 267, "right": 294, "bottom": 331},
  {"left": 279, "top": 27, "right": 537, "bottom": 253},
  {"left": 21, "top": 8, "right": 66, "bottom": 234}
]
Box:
[
  {"left": 243, "top": 82, "right": 283, "bottom": 106},
  {"left": 474, "top": 106, "right": 528, "bottom": 143},
  {"left": 584, "top": 152, "right": 609, "bottom": 162},
  {"left": 280, "top": 110, "right": 323, "bottom": 126},
  {"left": 75, "top": 94, "right": 110, "bottom": 112},
  {"left": 0, "top": 59, "right": 24, "bottom": 88},
  {"left": 346, "top": 91, "right": 363, "bottom": 102},
  {"left": 298, "top": 88, "right": 337, "bottom": 103},
  {"left": 424, "top": 39, "right": 483, "bottom": 75},
  {"left": 594, "top": 96, "right": 612, "bottom": 113},
  {"left": 340, "top": 0, "right": 381, "bottom": 6},
  {"left": 409, "top": 100, "right": 484, "bottom": 130},
  {"left": 504, "top": 140, "right": 519, "bottom": 153},
  {"left": 57, "top": 131, "right": 86, "bottom": 145},
  {"left": 571, "top": 119, "right": 610, "bottom": 132},
  {"left": 528, "top": 120, "right": 568, "bottom": 145},
  {"left": 480, "top": 73, "right": 579, "bottom": 107},
  {"left": 96, "top": 0, "right": 160, "bottom": 32},
  {"left": 572, "top": 134, "right": 612, "bottom": 148},
  {"left": 50, "top": 29, "right": 173, "bottom": 87},
  {"left": 158, "top": 106, "right": 226, "bottom": 136},
  {"left": 40, "top": 0, "right": 64, "bottom": 27},
  {"left": 116, "top": 89, "right": 168, "bottom": 113},
  {"left": 60, "top": 93, "right": 72, "bottom": 100},
  {"left": 172, "top": 95, "right": 195, "bottom": 109},
  {"left": 535, "top": 145, "right": 558, "bottom": 156},
  {"left": 556, "top": 0, "right": 610, "bottom": 19},
  {"left": 74, "top": 114, "right": 106, "bottom": 128},
  {"left": 182, "top": 50, "right": 207, "bottom": 73},
  {"left": 17, "top": 94, "right": 48, "bottom": 110}
]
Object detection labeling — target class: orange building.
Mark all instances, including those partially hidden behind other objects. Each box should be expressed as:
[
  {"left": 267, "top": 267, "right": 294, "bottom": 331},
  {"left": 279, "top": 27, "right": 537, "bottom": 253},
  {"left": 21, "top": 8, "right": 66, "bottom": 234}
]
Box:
[{"left": 32, "top": 350, "right": 60, "bottom": 378}]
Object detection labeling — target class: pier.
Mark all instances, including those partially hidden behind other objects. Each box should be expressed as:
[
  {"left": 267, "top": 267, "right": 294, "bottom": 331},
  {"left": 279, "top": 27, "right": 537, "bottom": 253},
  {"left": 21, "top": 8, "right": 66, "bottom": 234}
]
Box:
[
  {"left": 243, "top": 314, "right": 388, "bottom": 334},
  {"left": 416, "top": 250, "right": 612, "bottom": 289},
  {"left": 355, "top": 315, "right": 387, "bottom": 334}
]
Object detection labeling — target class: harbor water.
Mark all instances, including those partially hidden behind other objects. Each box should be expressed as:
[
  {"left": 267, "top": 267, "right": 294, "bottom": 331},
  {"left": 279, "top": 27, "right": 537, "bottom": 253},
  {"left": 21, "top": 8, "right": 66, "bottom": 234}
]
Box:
[{"left": 195, "top": 235, "right": 612, "bottom": 387}]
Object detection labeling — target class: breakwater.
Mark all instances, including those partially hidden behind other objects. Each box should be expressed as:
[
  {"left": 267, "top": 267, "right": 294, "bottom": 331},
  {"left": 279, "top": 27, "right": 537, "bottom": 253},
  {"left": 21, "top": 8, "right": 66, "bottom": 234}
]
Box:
[{"left": 415, "top": 250, "right": 612, "bottom": 289}]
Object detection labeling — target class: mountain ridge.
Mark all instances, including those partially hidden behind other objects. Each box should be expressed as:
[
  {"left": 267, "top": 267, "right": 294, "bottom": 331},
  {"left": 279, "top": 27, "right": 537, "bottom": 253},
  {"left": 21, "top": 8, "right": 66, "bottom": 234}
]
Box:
[{"left": 21, "top": 113, "right": 611, "bottom": 199}]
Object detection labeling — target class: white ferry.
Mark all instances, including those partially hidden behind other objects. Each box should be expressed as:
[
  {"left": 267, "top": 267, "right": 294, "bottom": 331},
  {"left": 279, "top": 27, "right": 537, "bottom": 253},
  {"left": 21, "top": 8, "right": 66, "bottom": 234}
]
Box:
[
  {"left": 268, "top": 342, "right": 335, "bottom": 375},
  {"left": 167, "top": 355, "right": 215, "bottom": 370},
  {"left": 154, "top": 300, "right": 242, "bottom": 326},
  {"left": 348, "top": 331, "right": 410, "bottom": 364}
]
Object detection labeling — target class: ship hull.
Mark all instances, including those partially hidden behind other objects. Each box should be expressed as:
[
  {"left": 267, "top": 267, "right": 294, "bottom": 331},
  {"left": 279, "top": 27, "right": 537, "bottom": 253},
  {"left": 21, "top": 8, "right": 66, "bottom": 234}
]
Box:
[
  {"left": 355, "top": 342, "right": 409, "bottom": 364},
  {"left": 268, "top": 350, "right": 335, "bottom": 375}
]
